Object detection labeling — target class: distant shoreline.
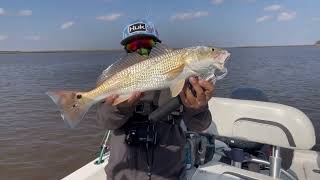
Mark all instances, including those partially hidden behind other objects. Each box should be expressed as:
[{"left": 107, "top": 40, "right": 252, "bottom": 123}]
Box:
[
  {"left": 226, "top": 44, "right": 314, "bottom": 48},
  {"left": 0, "top": 49, "right": 123, "bottom": 54},
  {"left": 0, "top": 44, "right": 315, "bottom": 54}
]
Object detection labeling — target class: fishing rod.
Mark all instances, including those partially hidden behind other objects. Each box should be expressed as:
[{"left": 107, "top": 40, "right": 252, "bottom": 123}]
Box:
[{"left": 95, "top": 130, "right": 111, "bottom": 165}]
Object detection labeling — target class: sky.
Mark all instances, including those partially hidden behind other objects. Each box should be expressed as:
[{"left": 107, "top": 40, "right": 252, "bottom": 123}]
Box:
[{"left": 0, "top": 0, "right": 319, "bottom": 51}]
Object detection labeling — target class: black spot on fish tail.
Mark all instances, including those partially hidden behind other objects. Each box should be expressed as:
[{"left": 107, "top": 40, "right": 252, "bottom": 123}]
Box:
[{"left": 76, "top": 94, "right": 82, "bottom": 99}]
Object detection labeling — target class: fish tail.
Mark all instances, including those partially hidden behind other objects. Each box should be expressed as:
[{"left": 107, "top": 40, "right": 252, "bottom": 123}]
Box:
[{"left": 46, "top": 90, "right": 93, "bottom": 128}]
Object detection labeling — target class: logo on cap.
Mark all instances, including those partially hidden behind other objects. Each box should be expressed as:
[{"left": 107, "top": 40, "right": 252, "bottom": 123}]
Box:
[{"left": 128, "top": 23, "right": 146, "bottom": 33}]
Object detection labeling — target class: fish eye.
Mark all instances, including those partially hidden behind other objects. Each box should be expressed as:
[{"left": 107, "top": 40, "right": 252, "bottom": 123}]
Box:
[{"left": 211, "top": 48, "right": 215, "bottom": 52}]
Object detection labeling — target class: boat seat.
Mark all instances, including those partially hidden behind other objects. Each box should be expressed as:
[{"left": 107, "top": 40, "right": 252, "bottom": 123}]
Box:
[{"left": 207, "top": 97, "right": 316, "bottom": 150}]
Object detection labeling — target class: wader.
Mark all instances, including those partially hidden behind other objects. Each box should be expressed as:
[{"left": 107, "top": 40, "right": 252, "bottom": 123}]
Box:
[{"left": 96, "top": 90, "right": 212, "bottom": 180}]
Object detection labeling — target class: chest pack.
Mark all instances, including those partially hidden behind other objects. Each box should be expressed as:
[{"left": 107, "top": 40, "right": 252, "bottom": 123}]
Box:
[
  {"left": 121, "top": 91, "right": 183, "bottom": 146},
  {"left": 123, "top": 113, "right": 158, "bottom": 146}
]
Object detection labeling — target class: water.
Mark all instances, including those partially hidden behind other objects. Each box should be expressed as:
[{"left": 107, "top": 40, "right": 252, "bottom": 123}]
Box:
[{"left": 0, "top": 46, "right": 319, "bottom": 180}]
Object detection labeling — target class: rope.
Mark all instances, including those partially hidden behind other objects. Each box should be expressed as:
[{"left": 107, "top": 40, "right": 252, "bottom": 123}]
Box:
[
  {"left": 95, "top": 130, "right": 111, "bottom": 164},
  {"left": 99, "top": 130, "right": 110, "bottom": 148},
  {"left": 92, "top": 129, "right": 109, "bottom": 156}
]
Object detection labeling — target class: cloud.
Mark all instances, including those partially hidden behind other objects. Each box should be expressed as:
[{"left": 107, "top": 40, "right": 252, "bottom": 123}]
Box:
[
  {"left": 60, "top": 21, "right": 74, "bottom": 29},
  {"left": 0, "top": 35, "right": 8, "bottom": 41},
  {"left": 96, "top": 13, "right": 122, "bottom": 21},
  {"left": 277, "top": 11, "right": 296, "bottom": 21},
  {"left": 25, "top": 35, "right": 41, "bottom": 41},
  {"left": 264, "top": 4, "right": 282, "bottom": 12},
  {"left": 18, "top": 10, "right": 32, "bottom": 16},
  {"left": 256, "top": 15, "right": 272, "bottom": 23},
  {"left": 170, "top": 11, "right": 210, "bottom": 21},
  {"left": 211, "top": 0, "right": 224, "bottom": 5},
  {"left": 244, "top": 0, "right": 256, "bottom": 2},
  {"left": 211, "top": 0, "right": 255, "bottom": 5},
  {"left": 0, "top": 8, "right": 6, "bottom": 16},
  {"left": 312, "top": 17, "right": 320, "bottom": 21}
]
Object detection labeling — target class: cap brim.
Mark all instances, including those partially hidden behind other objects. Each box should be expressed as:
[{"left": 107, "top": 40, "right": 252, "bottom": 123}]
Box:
[{"left": 121, "top": 34, "right": 161, "bottom": 45}]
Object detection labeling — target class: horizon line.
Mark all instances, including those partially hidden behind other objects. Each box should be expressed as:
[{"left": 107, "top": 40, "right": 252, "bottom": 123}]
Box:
[{"left": 0, "top": 44, "right": 317, "bottom": 54}]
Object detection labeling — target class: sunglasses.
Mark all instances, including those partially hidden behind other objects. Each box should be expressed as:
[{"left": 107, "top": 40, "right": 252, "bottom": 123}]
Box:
[{"left": 125, "top": 38, "right": 155, "bottom": 52}]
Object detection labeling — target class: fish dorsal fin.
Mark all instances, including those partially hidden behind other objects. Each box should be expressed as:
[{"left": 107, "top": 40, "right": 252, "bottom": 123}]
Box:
[
  {"left": 149, "top": 43, "right": 173, "bottom": 58},
  {"left": 97, "top": 52, "right": 146, "bottom": 85}
]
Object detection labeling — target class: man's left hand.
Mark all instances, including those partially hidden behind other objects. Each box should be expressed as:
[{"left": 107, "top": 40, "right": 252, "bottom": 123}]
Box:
[{"left": 179, "top": 77, "right": 215, "bottom": 109}]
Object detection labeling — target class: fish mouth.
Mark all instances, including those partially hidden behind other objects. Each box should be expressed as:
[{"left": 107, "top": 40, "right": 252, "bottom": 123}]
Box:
[
  {"left": 213, "top": 51, "right": 230, "bottom": 63},
  {"left": 212, "top": 49, "right": 230, "bottom": 60},
  {"left": 225, "top": 53, "right": 231, "bottom": 61}
]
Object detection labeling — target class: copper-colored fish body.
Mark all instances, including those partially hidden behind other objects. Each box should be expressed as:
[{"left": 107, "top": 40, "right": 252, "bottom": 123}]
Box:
[{"left": 47, "top": 45, "right": 230, "bottom": 128}]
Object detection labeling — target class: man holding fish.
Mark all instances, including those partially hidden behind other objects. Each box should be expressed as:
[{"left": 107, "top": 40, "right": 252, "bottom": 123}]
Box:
[
  {"left": 95, "top": 20, "right": 222, "bottom": 180},
  {"left": 47, "top": 19, "right": 230, "bottom": 180}
]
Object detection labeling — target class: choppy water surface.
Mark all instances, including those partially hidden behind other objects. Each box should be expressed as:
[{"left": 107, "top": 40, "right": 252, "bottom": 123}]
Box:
[{"left": 0, "top": 46, "right": 319, "bottom": 180}]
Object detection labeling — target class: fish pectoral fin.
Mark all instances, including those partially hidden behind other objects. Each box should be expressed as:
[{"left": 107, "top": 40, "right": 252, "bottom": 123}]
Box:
[
  {"left": 112, "top": 94, "right": 131, "bottom": 106},
  {"left": 170, "top": 79, "right": 186, "bottom": 97},
  {"left": 164, "top": 64, "right": 185, "bottom": 78}
]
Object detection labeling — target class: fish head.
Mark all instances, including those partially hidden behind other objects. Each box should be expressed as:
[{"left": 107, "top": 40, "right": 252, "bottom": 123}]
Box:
[{"left": 184, "top": 46, "right": 230, "bottom": 71}]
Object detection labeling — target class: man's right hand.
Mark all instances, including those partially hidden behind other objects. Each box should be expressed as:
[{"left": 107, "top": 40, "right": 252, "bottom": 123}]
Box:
[{"left": 104, "top": 92, "right": 143, "bottom": 106}]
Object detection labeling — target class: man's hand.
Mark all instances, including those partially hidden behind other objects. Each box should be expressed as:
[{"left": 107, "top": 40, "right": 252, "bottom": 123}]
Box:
[
  {"left": 103, "top": 92, "right": 143, "bottom": 106},
  {"left": 179, "top": 77, "right": 215, "bottom": 109}
]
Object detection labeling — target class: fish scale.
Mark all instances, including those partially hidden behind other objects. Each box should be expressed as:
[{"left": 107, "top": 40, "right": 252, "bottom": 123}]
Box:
[
  {"left": 46, "top": 45, "right": 230, "bottom": 128},
  {"left": 87, "top": 49, "right": 185, "bottom": 99}
]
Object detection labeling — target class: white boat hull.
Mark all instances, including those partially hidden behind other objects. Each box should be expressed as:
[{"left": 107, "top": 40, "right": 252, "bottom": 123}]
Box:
[{"left": 62, "top": 150, "right": 320, "bottom": 180}]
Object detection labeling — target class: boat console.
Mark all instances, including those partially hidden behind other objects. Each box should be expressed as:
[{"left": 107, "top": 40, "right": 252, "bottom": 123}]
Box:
[{"left": 207, "top": 97, "right": 316, "bottom": 150}]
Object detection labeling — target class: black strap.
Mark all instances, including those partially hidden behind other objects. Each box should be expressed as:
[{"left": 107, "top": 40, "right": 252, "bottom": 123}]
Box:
[
  {"left": 152, "top": 90, "right": 161, "bottom": 107},
  {"left": 145, "top": 123, "right": 156, "bottom": 180}
]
